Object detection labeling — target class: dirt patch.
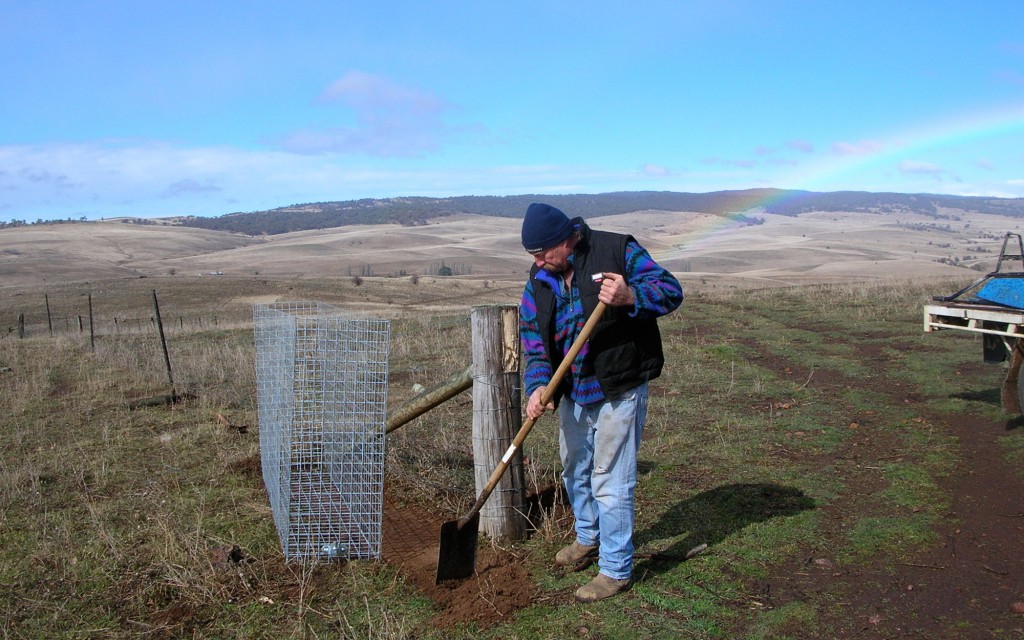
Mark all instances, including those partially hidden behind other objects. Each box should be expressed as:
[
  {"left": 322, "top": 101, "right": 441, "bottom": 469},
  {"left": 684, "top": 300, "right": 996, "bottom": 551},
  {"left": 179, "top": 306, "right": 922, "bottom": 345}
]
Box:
[
  {"left": 382, "top": 490, "right": 537, "bottom": 629},
  {"left": 743, "top": 326, "right": 1024, "bottom": 638},
  {"left": 830, "top": 413, "right": 1024, "bottom": 637},
  {"left": 753, "top": 412, "right": 1024, "bottom": 638}
]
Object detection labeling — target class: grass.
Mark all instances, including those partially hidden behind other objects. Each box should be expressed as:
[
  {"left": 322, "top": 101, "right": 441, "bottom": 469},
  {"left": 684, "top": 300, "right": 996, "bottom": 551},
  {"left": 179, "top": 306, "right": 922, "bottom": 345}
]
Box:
[{"left": 0, "top": 274, "right": 1009, "bottom": 638}]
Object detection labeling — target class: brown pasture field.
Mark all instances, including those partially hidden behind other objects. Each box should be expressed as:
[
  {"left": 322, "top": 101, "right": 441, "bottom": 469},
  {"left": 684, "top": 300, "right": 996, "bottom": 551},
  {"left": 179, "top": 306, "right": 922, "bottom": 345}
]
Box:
[
  {"left": 3, "top": 207, "right": 1024, "bottom": 638},
  {"left": 2, "top": 207, "right": 1019, "bottom": 291},
  {"left": 2, "top": 207, "right": 1011, "bottom": 347}
]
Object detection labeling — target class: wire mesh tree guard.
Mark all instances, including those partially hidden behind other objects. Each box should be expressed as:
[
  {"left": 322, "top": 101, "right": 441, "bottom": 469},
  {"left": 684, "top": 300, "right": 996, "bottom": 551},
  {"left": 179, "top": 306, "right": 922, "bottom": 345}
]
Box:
[{"left": 254, "top": 301, "right": 390, "bottom": 563}]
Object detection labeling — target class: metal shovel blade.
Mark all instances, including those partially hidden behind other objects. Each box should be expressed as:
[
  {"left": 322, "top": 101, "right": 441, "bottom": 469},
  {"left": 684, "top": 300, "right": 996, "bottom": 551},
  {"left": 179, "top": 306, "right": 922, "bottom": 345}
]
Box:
[{"left": 435, "top": 513, "right": 479, "bottom": 584}]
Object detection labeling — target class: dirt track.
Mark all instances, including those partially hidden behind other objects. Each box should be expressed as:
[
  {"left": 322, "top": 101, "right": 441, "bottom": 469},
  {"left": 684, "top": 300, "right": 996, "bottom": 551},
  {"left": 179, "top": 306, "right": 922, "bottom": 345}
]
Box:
[{"left": 749, "top": 349, "right": 1024, "bottom": 638}]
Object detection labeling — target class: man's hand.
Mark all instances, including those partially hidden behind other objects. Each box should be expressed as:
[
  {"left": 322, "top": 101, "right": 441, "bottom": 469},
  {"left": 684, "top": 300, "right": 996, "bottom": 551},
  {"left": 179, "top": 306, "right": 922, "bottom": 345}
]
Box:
[
  {"left": 527, "top": 386, "right": 554, "bottom": 420},
  {"left": 598, "top": 272, "right": 635, "bottom": 308}
]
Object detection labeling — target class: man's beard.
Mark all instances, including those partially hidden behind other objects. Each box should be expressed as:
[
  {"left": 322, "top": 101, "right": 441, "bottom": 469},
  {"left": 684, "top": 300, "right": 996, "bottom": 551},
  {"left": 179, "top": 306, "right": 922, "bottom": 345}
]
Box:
[{"left": 542, "top": 262, "right": 571, "bottom": 276}]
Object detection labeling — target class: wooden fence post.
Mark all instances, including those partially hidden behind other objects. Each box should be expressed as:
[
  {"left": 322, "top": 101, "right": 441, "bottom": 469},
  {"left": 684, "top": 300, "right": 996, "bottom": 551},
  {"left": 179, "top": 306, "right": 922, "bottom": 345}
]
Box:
[
  {"left": 470, "top": 304, "right": 526, "bottom": 541},
  {"left": 18, "top": 313, "right": 25, "bottom": 339}
]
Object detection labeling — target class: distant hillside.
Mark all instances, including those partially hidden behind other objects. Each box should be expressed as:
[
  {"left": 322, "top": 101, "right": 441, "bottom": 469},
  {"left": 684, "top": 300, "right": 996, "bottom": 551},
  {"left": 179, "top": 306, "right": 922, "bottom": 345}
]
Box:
[{"left": 172, "top": 189, "right": 1024, "bottom": 237}]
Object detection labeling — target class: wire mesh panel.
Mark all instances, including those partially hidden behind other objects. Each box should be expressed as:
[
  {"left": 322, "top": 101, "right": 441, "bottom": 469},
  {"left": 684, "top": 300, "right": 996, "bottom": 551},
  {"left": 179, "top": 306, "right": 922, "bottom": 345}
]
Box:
[{"left": 254, "top": 301, "right": 390, "bottom": 563}]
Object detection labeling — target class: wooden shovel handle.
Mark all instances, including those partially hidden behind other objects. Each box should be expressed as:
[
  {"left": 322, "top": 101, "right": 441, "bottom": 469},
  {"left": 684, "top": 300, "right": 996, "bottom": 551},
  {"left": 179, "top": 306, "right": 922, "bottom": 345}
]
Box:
[{"left": 458, "top": 300, "right": 608, "bottom": 528}]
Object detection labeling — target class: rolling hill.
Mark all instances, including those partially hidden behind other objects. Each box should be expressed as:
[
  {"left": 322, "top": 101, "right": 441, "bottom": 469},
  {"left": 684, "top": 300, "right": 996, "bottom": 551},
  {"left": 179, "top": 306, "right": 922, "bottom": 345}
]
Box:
[{"left": 2, "top": 189, "right": 1023, "bottom": 291}]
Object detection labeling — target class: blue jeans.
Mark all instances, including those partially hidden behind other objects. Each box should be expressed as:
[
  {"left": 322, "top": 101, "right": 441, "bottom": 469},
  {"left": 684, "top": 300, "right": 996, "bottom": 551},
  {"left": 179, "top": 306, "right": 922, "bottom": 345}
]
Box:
[{"left": 559, "top": 383, "right": 648, "bottom": 580}]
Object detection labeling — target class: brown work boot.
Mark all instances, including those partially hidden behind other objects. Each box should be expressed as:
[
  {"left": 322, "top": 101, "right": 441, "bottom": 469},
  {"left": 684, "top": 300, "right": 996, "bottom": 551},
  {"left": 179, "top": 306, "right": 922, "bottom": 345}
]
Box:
[
  {"left": 574, "top": 573, "right": 632, "bottom": 603},
  {"left": 555, "top": 541, "right": 598, "bottom": 566}
]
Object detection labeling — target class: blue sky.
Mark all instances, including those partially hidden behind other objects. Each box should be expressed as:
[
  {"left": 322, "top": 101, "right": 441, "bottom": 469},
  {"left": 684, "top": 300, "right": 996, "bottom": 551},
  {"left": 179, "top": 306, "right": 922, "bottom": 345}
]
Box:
[{"left": 2, "top": 1, "right": 1023, "bottom": 222}]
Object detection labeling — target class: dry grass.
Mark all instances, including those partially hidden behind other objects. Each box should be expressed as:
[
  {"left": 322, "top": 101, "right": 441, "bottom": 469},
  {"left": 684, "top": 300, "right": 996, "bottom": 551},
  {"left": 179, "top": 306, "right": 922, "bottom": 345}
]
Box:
[{"left": 0, "top": 271, "right": 1003, "bottom": 638}]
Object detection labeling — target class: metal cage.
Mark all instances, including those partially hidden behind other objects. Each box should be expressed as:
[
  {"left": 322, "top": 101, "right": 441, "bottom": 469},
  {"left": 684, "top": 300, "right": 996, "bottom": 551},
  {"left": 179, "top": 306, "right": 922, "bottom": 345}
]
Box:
[{"left": 254, "top": 301, "right": 390, "bottom": 562}]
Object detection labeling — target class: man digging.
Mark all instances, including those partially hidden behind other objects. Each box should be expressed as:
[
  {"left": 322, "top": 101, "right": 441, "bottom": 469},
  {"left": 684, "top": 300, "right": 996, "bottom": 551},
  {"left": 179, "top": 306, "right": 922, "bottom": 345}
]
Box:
[{"left": 518, "top": 202, "right": 683, "bottom": 602}]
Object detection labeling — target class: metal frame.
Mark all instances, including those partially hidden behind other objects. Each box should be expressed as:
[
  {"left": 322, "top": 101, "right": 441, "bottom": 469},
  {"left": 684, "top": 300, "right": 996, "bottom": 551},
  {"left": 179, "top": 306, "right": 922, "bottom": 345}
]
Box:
[{"left": 254, "top": 301, "right": 390, "bottom": 562}]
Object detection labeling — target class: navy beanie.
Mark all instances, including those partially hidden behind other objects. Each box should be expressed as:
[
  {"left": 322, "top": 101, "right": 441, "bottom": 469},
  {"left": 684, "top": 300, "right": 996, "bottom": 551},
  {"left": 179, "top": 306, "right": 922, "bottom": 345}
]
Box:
[{"left": 521, "top": 202, "right": 573, "bottom": 252}]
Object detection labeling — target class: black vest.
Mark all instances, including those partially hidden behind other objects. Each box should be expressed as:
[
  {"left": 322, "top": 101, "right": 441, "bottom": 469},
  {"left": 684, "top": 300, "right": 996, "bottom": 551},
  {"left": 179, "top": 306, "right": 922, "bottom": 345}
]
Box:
[{"left": 530, "top": 219, "right": 665, "bottom": 401}]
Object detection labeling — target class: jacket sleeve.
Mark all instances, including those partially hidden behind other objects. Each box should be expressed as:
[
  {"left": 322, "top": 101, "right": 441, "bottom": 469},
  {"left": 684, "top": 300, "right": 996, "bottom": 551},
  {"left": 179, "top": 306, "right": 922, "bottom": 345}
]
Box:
[
  {"left": 624, "top": 241, "right": 684, "bottom": 319},
  {"left": 519, "top": 278, "right": 553, "bottom": 396}
]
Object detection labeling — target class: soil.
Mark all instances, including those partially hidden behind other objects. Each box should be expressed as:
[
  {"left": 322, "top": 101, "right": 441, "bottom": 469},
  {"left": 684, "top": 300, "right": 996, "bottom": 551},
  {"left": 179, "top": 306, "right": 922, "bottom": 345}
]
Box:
[
  {"left": 382, "top": 492, "right": 537, "bottom": 629},
  {"left": 823, "top": 412, "right": 1024, "bottom": 638},
  {"left": 742, "top": 328, "right": 1024, "bottom": 638},
  {"left": 380, "top": 321, "right": 1024, "bottom": 636}
]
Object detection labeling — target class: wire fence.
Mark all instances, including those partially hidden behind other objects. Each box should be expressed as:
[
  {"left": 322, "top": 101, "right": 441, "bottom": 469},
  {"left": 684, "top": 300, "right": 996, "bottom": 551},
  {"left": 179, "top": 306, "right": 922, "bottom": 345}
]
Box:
[
  {"left": 3, "top": 291, "right": 233, "bottom": 341},
  {"left": 254, "top": 301, "right": 390, "bottom": 563}
]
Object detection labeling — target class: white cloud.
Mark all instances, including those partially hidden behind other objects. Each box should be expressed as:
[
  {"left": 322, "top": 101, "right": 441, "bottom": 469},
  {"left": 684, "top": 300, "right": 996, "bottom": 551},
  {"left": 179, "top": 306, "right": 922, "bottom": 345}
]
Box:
[
  {"left": 640, "top": 163, "right": 674, "bottom": 177},
  {"left": 274, "top": 125, "right": 441, "bottom": 157},
  {"left": 274, "top": 71, "right": 453, "bottom": 157},
  {"left": 0, "top": 141, "right": 315, "bottom": 218},
  {"left": 898, "top": 160, "right": 946, "bottom": 176},
  {"left": 17, "top": 167, "right": 79, "bottom": 191},
  {"left": 699, "top": 157, "right": 755, "bottom": 169},
  {"left": 831, "top": 140, "right": 884, "bottom": 156},
  {"left": 162, "top": 179, "right": 223, "bottom": 199},
  {"left": 0, "top": 140, "right": 674, "bottom": 220},
  {"left": 787, "top": 140, "right": 814, "bottom": 153},
  {"left": 317, "top": 71, "right": 444, "bottom": 113}
]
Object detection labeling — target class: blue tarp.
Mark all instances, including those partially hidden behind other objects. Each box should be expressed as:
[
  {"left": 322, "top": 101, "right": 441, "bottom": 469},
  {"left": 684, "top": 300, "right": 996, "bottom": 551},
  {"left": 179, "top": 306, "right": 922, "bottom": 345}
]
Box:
[{"left": 976, "top": 278, "right": 1024, "bottom": 309}]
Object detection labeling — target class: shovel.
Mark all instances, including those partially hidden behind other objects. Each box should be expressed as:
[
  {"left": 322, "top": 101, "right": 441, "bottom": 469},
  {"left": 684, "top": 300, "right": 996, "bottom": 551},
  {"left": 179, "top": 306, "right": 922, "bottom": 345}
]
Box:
[{"left": 435, "top": 300, "right": 608, "bottom": 583}]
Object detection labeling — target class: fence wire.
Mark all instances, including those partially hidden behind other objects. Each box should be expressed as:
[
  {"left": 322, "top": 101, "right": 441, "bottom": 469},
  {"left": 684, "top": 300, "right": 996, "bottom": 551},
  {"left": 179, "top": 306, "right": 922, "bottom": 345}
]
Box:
[
  {"left": 3, "top": 287, "right": 236, "bottom": 340},
  {"left": 254, "top": 301, "right": 390, "bottom": 563}
]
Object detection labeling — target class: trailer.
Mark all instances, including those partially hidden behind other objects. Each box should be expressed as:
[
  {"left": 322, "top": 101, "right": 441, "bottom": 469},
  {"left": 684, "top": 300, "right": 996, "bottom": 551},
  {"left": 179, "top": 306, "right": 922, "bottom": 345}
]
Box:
[
  {"left": 925, "top": 234, "right": 1024, "bottom": 413},
  {"left": 923, "top": 232, "right": 1024, "bottom": 413}
]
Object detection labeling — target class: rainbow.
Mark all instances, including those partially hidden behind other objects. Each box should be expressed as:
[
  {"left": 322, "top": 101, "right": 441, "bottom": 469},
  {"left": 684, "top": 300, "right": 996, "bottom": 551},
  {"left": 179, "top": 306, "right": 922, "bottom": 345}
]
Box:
[
  {"left": 655, "top": 101, "right": 1024, "bottom": 258},
  {"left": 779, "top": 101, "right": 1024, "bottom": 195},
  {"left": 643, "top": 101, "right": 1024, "bottom": 262}
]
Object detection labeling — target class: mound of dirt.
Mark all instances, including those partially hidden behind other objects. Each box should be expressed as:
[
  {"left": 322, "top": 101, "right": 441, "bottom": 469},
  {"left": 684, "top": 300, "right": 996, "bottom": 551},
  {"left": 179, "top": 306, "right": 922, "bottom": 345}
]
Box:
[{"left": 382, "top": 492, "right": 536, "bottom": 629}]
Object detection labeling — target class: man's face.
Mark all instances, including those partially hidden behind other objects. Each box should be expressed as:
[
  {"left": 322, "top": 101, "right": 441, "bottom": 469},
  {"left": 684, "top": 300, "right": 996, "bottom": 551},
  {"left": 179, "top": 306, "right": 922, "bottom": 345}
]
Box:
[{"left": 528, "top": 238, "right": 573, "bottom": 274}]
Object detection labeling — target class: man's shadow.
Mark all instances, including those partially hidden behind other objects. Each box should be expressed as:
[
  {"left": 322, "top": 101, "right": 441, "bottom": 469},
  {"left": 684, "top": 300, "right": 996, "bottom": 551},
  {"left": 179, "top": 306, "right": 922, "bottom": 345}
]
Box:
[{"left": 633, "top": 482, "right": 816, "bottom": 575}]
